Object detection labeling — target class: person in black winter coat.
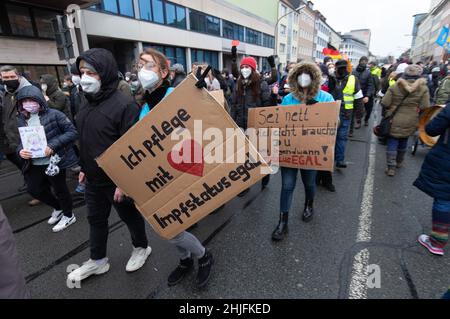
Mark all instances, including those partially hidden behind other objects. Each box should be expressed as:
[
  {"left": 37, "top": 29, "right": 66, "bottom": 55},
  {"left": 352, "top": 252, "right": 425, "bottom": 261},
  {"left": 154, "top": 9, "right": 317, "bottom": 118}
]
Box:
[
  {"left": 414, "top": 101, "right": 450, "bottom": 256},
  {"left": 230, "top": 56, "right": 277, "bottom": 195},
  {"left": 67, "top": 48, "right": 151, "bottom": 284},
  {"left": 39, "top": 74, "right": 71, "bottom": 119},
  {"left": 17, "top": 85, "right": 78, "bottom": 232},
  {"left": 352, "top": 56, "right": 375, "bottom": 131}
]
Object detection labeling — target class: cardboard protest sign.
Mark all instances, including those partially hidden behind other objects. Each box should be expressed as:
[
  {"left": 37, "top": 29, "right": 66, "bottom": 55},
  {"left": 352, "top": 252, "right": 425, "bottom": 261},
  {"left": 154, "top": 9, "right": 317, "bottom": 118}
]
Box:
[
  {"left": 19, "top": 126, "right": 47, "bottom": 158},
  {"left": 248, "top": 102, "right": 340, "bottom": 171},
  {"left": 208, "top": 90, "right": 225, "bottom": 108},
  {"left": 97, "top": 74, "right": 270, "bottom": 240}
]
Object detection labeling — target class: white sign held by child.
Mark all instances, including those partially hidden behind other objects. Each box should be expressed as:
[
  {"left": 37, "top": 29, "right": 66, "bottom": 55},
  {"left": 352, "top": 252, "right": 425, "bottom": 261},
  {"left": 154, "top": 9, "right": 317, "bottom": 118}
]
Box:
[{"left": 19, "top": 126, "right": 47, "bottom": 158}]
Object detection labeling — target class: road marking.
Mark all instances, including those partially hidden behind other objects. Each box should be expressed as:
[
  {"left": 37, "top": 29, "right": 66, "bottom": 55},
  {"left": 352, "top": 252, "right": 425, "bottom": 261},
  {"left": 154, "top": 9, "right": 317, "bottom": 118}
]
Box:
[{"left": 349, "top": 131, "right": 377, "bottom": 299}]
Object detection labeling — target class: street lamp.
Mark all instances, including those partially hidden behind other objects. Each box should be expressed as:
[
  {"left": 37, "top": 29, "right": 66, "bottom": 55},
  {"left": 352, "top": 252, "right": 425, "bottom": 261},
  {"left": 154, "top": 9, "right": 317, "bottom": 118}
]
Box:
[{"left": 274, "top": 4, "right": 306, "bottom": 57}]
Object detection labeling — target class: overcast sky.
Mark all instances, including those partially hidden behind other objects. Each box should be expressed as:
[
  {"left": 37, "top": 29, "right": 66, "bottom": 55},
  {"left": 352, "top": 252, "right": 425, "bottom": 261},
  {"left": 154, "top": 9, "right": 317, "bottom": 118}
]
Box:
[{"left": 311, "top": 0, "right": 431, "bottom": 57}]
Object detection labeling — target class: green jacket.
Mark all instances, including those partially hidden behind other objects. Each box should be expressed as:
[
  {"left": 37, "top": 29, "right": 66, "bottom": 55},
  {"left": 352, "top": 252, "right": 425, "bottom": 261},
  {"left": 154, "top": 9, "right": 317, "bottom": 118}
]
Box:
[{"left": 435, "top": 76, "right": 450, "bottom": 105}]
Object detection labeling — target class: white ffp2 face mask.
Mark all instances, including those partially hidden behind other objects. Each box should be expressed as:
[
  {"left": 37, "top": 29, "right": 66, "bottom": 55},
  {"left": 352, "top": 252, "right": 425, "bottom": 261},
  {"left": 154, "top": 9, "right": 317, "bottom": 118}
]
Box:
[
  {"left": 139, "top": 69, "right": 160, "bottom": 90},
  {"left": 241, "top": 67, "right": 252, "bottom": 79},
  {"left": 298, "top": 73, "right": 312, "bottom": 88},
  {"left": 80, "top": 74, "right": 101, "bottom": 94}
]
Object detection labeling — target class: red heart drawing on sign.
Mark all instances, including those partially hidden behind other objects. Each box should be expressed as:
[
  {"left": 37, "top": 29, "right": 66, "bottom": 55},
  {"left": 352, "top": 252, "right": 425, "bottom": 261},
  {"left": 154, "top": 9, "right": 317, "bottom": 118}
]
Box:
[{"left": 167, "top": 139, "right": 204, "bottom": 177}]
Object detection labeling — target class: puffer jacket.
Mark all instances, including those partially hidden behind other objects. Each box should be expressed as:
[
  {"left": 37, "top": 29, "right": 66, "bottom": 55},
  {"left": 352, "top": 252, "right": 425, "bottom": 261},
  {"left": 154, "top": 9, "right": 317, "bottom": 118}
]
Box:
[
  {"left": 1, "top": 77, "right": 31, "bottom": 154},
  {"left": 381, "top": 76, "right": 430, "bottom": 138},
  {"left": 230, "top": 76, "right": 276, "bottom": 129},
  {"left": 16, "top": 85, "right": 78, "bottom": 170},
  {"left": 414, "top": 102, "right": 450, "bottom": 200},
  {"left": 40, "top": 74, "right": 71, "bottom": 119},
  {"left": 353, "top": 66, "right": 375, "bottom": 98}
]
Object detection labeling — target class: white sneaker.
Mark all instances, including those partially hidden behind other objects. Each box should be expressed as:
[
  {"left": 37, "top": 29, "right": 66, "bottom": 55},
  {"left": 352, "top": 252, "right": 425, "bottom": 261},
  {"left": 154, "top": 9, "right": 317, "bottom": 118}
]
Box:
[
  {"left": 126, "top": 246, "right": 152, "bottom": 272},
  {"left": 48, "top": 210, "right": 63, "bottom": 225},
  {"left": 52, "top": 215, "right": 76, "bottom": 232},
  {"left": 67, "top": 259, "right": 110, "bottom": 282}
]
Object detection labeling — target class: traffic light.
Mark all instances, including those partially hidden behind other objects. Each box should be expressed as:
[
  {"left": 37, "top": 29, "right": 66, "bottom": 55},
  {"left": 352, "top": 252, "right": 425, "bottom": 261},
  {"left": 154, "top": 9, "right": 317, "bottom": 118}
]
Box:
[{"left": 52, "top": 15, "right": 75, "bottom": 61}]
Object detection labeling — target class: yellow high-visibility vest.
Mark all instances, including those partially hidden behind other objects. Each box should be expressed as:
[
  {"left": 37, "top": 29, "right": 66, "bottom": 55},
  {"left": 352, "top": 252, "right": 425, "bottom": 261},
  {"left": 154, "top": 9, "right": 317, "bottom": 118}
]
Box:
[
  {"left": 371, "top": 67, "right": 382, "bottom": 79},
  {"left": 389, "top": 79, "right": 396, "bottom": 87},
  {"left": 343, "top": 75, "right": 356, "bottom": 110}
]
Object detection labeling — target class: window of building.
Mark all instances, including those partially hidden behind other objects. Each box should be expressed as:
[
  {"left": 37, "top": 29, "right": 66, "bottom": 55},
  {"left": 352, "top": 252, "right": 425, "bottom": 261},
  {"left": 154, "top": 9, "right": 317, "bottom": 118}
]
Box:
[
  {"left": 246, "top": 28, "right": 262, "bottom": 46},
  {"left": 152, "top": 0, "right": 164, "bottom": 23},
  {"left": 222, "top": 20, "right": 244, "bottom": 42},
  {"left": 139, "top": 0, "right": 152, "bottom": 20},
  {"left": 138, "top": 0, "right": 185, "bottom": 28},
  {"left": 280, "top": 24, "right": 286, "bottom": 36},
  {"left": 118, "top": 0, "right": 134, "bottom": 17},
  {"left": 280, "top": 4, "right": 287, "bottom": 16},
  {"left": 189, "top": 9, "right": 220, "bottom": 36},
  {"left": 6, "top": 4, "right": 34, "bottom": 37},
  {"left": 93, "top": 0, "right": 135, "bottom": 17},
  {"left": 206, "top": 16, "right": 220, "bottom": 36},
  {"left": 191, "top": 49, "right": 219, "bottom": 69},
  {"left": 33, "top": 9, "right": 56, "bottom": 39},
  {"left": 263, "top": 33, "right": 275, "bottom": 49},
  {"left": 280, "top": 43, "right": 286, "bottom": 54}
]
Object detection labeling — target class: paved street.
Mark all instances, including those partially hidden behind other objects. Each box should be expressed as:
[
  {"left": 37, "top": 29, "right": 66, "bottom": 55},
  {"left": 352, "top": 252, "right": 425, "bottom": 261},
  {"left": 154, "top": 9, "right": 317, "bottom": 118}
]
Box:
[{"left": 1, "top": 105, "right": 448, "bottom": 299}]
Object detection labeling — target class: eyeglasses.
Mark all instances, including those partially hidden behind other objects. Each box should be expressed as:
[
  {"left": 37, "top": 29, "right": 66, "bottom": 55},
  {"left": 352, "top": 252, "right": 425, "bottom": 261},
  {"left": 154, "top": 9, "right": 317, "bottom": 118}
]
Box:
[{"left": 136, "top": 60, "right": 156, "bottom": 71}]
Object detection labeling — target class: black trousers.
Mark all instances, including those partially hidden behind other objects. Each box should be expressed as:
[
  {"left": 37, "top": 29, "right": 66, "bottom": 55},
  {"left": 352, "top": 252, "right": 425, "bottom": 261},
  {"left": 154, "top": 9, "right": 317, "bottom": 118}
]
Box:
[
  {"left": 25, "top": 165, "right": 73, "bottom": 217},
  {"left": 364, "top": 97, "right": 375, "bottom": 122},
  {"left": 85, "top": 183, "right": 148, "bottom": 260},
  {"left": 6, "top": 152, "right": 23, "bottom": 172}
]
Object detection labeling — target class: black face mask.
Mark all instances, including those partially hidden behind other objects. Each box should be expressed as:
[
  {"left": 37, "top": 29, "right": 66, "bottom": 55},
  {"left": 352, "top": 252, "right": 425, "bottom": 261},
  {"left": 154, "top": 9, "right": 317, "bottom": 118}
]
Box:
[
  {"left": 4, "top": 79, "right": 20, "bottom": 92},
  {"left": 336, "top": 68, "right": 348, "bottom": 78},
  {"left": 357, "top": 64, "right": 367, "bottom": 72}
]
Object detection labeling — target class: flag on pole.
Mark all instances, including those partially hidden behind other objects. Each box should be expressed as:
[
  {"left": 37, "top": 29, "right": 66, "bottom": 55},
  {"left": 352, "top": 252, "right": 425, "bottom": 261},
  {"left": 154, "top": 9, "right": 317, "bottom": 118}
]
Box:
[
  {"left": 323, "top": 44, "right": 342, "bottom": 60},
  {"left": 436, "top": 25, "right": 449, "bottom": 47}
]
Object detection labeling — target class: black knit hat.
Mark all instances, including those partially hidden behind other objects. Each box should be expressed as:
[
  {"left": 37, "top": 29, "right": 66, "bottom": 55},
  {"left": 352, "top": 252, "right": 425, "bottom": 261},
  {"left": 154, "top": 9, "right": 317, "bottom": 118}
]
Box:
[{"left": 70, "top": 63, "right": 80, "bottom": 76}]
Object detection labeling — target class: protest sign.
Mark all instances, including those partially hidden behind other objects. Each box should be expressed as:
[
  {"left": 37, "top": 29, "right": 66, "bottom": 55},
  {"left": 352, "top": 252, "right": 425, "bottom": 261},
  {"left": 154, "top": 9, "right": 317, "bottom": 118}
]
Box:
[
  {"left": 19, "top": 126, "right": 47, "bottom": 158},
  {"left": 248, "top": 102, "right": 340, "bottom": 171},
  {"left": 97, "top": 75, "right": 270, "bottom": 240},
  {"left": 208, "top": 90, "right": 225, "bottom": 108}
]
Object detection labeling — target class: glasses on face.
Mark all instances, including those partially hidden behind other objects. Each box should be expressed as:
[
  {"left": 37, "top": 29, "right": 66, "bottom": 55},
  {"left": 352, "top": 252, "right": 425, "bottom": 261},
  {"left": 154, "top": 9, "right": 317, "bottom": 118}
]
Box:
[{"left": 137, "top": 60, "right": 157, "bottom": 71}]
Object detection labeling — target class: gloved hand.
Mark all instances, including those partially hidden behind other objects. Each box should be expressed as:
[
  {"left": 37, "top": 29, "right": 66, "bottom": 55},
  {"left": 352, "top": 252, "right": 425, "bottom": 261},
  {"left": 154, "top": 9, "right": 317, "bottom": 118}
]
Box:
[
  {"left": 195, "top": 65, "right": 212, "bottom": 89},
  {"left": 268, "top": 55, "right": 276, "bottom": 68},
  {"left": 231, "top": 46, "right": 237, "bottom": 63}
]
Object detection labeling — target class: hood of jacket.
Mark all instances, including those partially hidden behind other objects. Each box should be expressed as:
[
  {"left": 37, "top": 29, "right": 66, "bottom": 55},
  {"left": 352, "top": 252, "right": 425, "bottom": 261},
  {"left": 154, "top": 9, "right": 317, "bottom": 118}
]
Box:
[
  {"left": 5, "top": 77, "right": 31, "bottom": 95},
  {"left": 16, "top": 85, "right": 49, "bottom": 114},
  {"left": 397, "top": 77, "right": 427, "bottom": 94},
  {"left": 76, "top": 48, "right": 119, "bottom": 103},
  {"left": 40, "top": 74, "right": 59, "bottom": 96},
  {"left": 288, "top": 62, "right": 322, "bottom": 102}
]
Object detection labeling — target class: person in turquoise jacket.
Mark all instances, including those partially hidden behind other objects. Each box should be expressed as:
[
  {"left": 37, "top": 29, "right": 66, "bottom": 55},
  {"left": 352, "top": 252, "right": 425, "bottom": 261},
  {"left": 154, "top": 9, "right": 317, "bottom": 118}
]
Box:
[
  {"left": 137, "top": 48, "right": 213, "bottom": 289},
  {"left": 272, "top": 62, "right": 334, "bottom": 242}
]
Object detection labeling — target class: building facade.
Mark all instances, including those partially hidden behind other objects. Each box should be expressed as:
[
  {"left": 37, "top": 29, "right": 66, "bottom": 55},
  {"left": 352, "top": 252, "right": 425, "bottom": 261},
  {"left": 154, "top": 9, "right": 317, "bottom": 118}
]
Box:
[
  {"left": 411, "top": 0, "right": 450, "bottom": 63},
  {"left": 276, "top": 0, "right": 300, "bottom": 69},
  {"left": 329, "top": 27, "right": 342, "bottom": 54},
  {"left": 296, "top": 0, "right": 315, "bottom": 62},
  {"left": 77, "top": 0, "right": 276, "bottom": 74},
  {"left": 347, "top": 29, "right": 371, "bottom": 50},
  {"left": 0, "top": 1, "right": 84, "bottom": 83},
  {"left": 340, "top": 34, "right": 368, "bottom": 66},
  {"left": 313, "top": 10, "right": 331, "bottom": 63}
]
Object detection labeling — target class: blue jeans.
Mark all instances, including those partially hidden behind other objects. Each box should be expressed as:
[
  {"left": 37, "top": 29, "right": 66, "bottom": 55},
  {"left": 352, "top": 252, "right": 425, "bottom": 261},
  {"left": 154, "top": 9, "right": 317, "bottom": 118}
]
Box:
[
  {"left": 387, "top": 137, "right": 408, "bottom": 152},
  {"left": 280, "top": 167, "right": 317, "bottom": 213},
  {"left": 335, "top": 115, "right": 351, "bottom": 163}
]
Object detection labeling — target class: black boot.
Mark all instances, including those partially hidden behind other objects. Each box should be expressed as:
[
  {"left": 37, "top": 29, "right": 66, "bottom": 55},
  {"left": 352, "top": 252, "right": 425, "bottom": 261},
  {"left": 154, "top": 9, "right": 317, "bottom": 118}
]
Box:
[
  {"left": 272, "top": 212, "right": 288, "bottom": 241},
  {"left": 321, "top": 172, "right": 336, "bottom": 192},
  {"left": 168, "top": 257, "right": 194, "bottom": 286},
  {"left": 196, "top": 250, "right": 214, "bottom": 288},
  {"left": 302, "top": 200, "right": 314, "bottom": 223},
  {"left": 261, "top": 175, "right": 270, "bottom": 190}
]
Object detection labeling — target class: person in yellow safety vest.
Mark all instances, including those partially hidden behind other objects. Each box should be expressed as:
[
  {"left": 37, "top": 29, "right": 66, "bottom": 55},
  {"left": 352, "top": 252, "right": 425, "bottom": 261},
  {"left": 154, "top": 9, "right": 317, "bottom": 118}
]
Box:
[{"left": 316, "top": 59, "right": 364, "bottom": 192}]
